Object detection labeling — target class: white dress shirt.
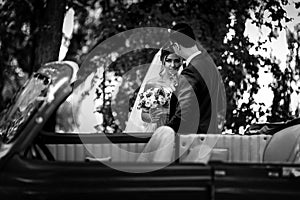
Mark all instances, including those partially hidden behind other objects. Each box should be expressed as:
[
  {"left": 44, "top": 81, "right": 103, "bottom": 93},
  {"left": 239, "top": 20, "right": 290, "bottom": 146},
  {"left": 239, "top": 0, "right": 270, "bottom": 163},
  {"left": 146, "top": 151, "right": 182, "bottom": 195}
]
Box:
[
  {"left": 178, "top": 51, "right": 202, "bottom": 75},
  {"left": 185, "top": 51, "right": 202, "bottom": 67}
]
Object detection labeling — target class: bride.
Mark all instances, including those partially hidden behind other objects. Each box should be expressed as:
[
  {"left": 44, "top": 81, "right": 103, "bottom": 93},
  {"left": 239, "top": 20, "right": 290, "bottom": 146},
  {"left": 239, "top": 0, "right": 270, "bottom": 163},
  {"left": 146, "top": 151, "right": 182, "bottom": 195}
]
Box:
[
  {"left": 140, "top": 49, "right": 183, "bottom": 130},
  {"left": 125, "top": 47, "right": 183, "bottom": 133},
  {"left": 124, "top": 47, "right": 183, "bottom": 162}
]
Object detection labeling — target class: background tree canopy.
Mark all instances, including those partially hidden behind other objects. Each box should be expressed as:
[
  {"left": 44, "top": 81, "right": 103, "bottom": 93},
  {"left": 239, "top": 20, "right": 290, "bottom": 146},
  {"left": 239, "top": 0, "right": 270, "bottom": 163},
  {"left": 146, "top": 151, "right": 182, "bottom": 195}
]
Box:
[{"left": 0, "top": 0, "right": 299, "bottom": 134}]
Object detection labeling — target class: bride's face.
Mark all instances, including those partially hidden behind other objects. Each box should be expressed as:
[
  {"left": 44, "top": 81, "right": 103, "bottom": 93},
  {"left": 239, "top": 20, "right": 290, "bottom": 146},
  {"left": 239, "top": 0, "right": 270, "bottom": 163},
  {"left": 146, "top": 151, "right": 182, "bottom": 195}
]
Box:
[{"left": 163, "top": 54, "right": 182, "bottom": 75}]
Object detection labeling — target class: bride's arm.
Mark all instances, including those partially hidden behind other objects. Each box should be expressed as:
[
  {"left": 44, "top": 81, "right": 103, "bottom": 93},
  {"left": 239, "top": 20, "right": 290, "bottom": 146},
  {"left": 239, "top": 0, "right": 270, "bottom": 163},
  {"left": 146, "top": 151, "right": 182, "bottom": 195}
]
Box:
[{"left": 142, "top": 108, "right": 168, "bottom": 123}]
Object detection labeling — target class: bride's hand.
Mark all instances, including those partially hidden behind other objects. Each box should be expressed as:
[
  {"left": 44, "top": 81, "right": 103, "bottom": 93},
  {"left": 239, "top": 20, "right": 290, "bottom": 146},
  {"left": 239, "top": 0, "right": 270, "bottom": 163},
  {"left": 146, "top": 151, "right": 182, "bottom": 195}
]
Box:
[
  {"left": 149, "top": 107, "right": 168, "bottom": 123},
  {"left": 141, "top": 110, "right": 152, "bottom": 123}
]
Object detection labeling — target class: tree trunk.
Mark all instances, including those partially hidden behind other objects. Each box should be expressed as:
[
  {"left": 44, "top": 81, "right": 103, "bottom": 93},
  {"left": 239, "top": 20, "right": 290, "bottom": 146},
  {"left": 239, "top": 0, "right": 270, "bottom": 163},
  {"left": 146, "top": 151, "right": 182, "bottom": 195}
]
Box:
[
  {"left": 31, "top": 0, "right": 67, "bottom": 131},
  {"left": 32, "top": 0, "right": 66, "bottom": 72}
]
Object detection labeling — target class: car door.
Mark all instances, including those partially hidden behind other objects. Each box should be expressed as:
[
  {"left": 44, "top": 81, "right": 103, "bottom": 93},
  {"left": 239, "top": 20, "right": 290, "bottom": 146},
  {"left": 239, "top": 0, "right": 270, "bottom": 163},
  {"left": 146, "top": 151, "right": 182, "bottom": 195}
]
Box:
[
  {"left": 1, "top": 153, "right": 212, "bottom": 200},
  {"left": 212, "top": 162, "right": 300, "bottom": 200}
]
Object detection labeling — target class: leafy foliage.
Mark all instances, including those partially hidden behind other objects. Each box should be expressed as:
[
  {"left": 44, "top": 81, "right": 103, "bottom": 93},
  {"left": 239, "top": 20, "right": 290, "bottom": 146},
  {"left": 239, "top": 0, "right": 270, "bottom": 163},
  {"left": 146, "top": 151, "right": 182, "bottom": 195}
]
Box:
[
  {"left": 66, "top": 0, "right": 299, "bottom": 133},
  {"left": 0, "top": 0, "right": 66, "bottom": 112},
  {"left": 1, "top": 0, "right": 299, "bottom": 134}
]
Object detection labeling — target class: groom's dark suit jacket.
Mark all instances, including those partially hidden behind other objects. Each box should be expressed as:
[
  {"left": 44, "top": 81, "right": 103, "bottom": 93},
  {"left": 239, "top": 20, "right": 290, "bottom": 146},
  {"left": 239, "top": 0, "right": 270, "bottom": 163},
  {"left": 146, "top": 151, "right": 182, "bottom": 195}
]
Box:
[{"left": 166, "top": 51, "right": 224, "bottom": 134}]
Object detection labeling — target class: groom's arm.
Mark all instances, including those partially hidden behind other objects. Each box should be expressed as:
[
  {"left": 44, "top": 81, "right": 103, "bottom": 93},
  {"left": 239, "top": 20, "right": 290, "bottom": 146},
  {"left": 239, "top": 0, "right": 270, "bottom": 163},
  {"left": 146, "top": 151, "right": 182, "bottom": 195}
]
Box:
[{"left": 166, "top": 71, "right": 200, "bottom": 134}]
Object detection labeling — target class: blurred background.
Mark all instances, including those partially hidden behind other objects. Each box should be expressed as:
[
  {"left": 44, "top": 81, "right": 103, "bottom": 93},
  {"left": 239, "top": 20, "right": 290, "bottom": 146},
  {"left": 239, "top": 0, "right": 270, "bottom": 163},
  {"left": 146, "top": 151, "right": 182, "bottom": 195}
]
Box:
[{"left": 0, "top": 0, "right": 300, "bottom": 134}]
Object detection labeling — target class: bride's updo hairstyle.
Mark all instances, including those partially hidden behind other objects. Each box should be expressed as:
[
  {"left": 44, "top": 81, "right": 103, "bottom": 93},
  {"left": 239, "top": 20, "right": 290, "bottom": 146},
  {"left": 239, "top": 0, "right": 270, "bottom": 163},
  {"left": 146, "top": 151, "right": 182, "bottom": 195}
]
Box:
[{"left": 160, "top": 46, "right": 173, "bottom": 63}]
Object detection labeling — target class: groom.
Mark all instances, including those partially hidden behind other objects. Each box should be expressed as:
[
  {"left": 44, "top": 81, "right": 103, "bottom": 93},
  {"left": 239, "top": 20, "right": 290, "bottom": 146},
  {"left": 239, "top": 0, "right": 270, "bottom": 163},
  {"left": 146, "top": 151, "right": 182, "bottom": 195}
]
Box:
[
  {"left": 166, "top": 23, "right": 223, "bottom": 134},
  {"left": 136, "top": 23, "right": 225, "bottom": 162}
]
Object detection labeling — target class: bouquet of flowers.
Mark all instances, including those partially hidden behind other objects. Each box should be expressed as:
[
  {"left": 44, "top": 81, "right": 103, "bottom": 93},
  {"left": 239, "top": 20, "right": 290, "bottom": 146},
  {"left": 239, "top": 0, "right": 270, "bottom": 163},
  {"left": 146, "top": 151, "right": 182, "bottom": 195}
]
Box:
[{"left": 137, "top": 87, "right": 172, "bottom": 111}]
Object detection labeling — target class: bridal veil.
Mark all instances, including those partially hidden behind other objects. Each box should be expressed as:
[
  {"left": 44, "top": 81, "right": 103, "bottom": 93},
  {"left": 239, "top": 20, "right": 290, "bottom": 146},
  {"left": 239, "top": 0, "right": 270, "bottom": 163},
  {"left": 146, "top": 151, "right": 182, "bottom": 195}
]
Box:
[{"left": 124, "top": 49, "right": 163, "bottom": 133}]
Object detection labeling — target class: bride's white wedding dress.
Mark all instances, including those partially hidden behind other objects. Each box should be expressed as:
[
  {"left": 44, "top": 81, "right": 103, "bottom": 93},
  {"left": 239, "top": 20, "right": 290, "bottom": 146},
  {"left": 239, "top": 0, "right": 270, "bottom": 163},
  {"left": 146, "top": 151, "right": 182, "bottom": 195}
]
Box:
[{"left": 124, "top": 49, "right": 178, "bottom": 163}]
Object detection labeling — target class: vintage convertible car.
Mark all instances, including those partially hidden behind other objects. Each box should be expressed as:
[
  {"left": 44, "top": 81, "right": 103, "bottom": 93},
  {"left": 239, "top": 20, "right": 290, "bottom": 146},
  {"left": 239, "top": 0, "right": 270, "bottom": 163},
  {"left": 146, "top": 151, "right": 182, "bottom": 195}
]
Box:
[{"left": 1, "top": 61, "right": 300, "bottom": 200}]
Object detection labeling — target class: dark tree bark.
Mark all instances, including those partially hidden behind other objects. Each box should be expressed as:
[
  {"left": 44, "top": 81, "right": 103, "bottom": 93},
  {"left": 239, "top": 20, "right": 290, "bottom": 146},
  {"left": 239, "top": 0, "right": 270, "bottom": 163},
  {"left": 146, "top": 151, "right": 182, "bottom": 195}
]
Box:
[
  {"left": 30, "top": 0, "right": 67, "bottom": 131},
  {"left": 32, "top": 0, "right": 67, "bottom": 72}
]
